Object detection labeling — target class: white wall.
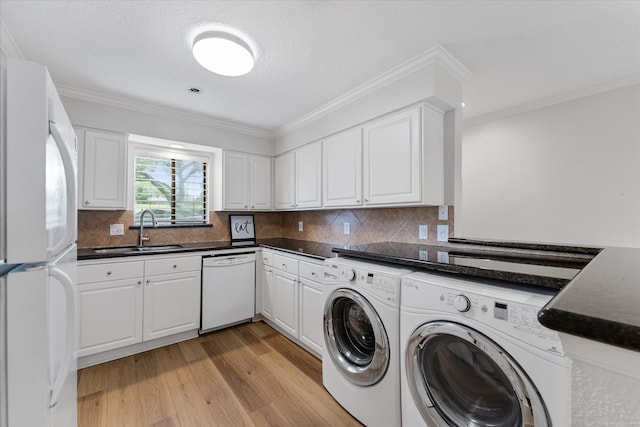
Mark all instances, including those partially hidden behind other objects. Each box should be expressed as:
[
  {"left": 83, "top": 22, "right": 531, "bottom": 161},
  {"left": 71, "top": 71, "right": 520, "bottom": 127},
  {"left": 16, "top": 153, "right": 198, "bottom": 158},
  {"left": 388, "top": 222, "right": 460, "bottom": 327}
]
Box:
[
  {"left": 60, "top": 96, "right": 273, "bottom": 156},
  {"left": 459, "top": 84, "right": 640, "bottom": 248}
]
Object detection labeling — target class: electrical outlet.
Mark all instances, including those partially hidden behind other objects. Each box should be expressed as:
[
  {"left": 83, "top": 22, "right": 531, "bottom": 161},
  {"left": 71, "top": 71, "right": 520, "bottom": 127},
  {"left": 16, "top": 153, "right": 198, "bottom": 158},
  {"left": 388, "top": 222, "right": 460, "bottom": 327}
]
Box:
[
  {"left": 419, "top": 250, "right": 428, "bottom": 261},
  {"left": 298, "top": 221, "right": 304, "bottom": 232},
  {"left": 109, "top": 224, "right": 124, "bottom": 236},
  {"left": 437, "top": 225, "right": 449, "bottom": 242},
  {"left": 437, "top": 251, "right": 450, "bottom": 263},
  {"left": 419, "top": 225, "right": 428, "bottom": 240},
  {"left": 344, "top": 222, "right": 350, "bottom": 235},
  {"left": 438, "top": 206, "right": 448, "bottom": 220}
]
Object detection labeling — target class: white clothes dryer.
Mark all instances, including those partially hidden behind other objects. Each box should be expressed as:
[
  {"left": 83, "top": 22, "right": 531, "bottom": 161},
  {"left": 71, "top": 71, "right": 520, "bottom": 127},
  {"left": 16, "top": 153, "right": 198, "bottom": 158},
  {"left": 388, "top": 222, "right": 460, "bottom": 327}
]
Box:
[
  {"left": 323, "top": 258, "right": 413, "bottom": 427},
  {"left": 400, "top": 271, "right": 571, "bottom": 427}
]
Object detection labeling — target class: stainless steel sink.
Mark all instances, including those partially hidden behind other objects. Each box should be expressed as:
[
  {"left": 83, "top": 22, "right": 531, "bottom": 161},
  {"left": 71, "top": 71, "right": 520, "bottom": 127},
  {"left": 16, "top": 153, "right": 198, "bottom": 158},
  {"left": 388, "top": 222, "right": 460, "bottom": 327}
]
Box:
[
  {"left": 92, "top": 244, "right": 183, "bottom": 255},
  {"left": 132, "top": 245, "right": 183, "bottom": 252}
]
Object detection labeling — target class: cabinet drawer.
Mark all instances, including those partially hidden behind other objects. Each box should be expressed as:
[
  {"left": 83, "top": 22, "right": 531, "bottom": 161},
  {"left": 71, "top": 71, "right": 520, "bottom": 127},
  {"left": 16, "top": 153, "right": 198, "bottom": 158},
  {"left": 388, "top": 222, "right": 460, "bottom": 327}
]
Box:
[
  {"left": 273, "top": 254, "right": 298, "bottom": 275},
  {"left": 299, "top": 260, "right": 323, "bottom": 282},
  {"left": 145, "top": 255, "right": 201, "bottom": 276},
  {"left": 78, "top": 261, "right": 144, "bottom": 283},
  {"left": 262, "top": 251, "right": 274, "bottom": 266}
]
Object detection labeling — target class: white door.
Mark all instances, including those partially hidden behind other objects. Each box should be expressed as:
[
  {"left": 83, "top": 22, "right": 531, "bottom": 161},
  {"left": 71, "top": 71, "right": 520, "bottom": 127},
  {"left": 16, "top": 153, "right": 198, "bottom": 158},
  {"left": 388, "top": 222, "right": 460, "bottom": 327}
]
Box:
[
  {"left": 143, "top": 271, "right": 201, "bottom": 341},
  {"left": 274, "top": 152, "right": 296, "bottom": 210},
  {"left": 274, "top": 269, "right": 299, "bottom": 336},
  {"left": 295, "top": 141, "right": 322, "bottom": 209},
  {"left": 262, "top": 266, "right": 275, "bottom": 320},
  {"left": 249, "top": 155, "right": 272, "bottom": 210},
  {"left": 224, "top": 151, "right": 249, "bottom": 210},
  {"left": 323, "top": 127, "right": 363, "bottom": 207},
  {"left": 5, "top": 58, "right": 77, "bottom": 264},
  {"left": 81, "top": 130, "right": 127, "bottom": 210},
  {"left": 78, "top": 278, "right": 143, "bottom": 356},
  {"left": 363, "top": 107, "right": 421, "bottom": 205},
  {"left": 299, "top": 278, "right": 324, "bottom": 355}
]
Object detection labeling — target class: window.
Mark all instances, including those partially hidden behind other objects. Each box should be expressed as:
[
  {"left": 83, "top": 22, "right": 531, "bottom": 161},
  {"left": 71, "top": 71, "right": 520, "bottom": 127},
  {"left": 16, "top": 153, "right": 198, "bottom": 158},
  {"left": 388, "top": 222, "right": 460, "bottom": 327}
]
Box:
[{"left": 134, "top": 147, "right": 209, "bottom": 226}]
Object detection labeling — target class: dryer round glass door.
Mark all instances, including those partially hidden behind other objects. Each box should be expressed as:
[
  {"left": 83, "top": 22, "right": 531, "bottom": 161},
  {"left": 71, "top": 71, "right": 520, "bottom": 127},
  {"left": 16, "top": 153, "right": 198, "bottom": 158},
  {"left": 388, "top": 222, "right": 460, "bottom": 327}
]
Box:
[
  {"left": 406, "top": 321, "right": 550, "bottom": 427},
  {"left": 324, "top": 288, "right": 389, "bottom": 386}
]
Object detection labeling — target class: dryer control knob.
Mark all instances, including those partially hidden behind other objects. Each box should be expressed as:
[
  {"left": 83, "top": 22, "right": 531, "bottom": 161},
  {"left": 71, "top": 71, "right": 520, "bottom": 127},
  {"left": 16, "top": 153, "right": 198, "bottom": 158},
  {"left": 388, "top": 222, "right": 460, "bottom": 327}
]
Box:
[
  {"left": 453, "top": 295, "right": 471, "bottom": 312},
  {"left": 344, "top": 269, "right": 357, "bottom": 281}
]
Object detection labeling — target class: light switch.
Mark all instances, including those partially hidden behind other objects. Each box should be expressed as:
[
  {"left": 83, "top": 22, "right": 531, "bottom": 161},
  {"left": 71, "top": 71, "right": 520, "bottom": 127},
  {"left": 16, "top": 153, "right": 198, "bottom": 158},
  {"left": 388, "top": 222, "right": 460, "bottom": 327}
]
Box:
[
  {"left": 110, "top": 224, "right": 124, "bottom": 236},
  {"left": 437, "top": 225, "right": 449, "bottom": 242},
  {"left": 298, "top": 221, "right": 304, "bottom": 232},
  {"left": 344, "top": 222, "right": 351, "bottom": 235},
  {"left": 438, "top": 206, "right": 448, "bottom": 220}
]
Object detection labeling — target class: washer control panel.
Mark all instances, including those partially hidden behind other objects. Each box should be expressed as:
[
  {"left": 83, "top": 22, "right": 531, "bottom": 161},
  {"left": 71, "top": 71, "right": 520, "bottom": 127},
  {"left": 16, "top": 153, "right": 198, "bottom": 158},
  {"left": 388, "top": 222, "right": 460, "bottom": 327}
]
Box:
[
  {"left": 403, "top": 275, "right": 564, "bottom": 355},
  {"left": 338, "top": 266, "right": 401, "bottom": 305}
]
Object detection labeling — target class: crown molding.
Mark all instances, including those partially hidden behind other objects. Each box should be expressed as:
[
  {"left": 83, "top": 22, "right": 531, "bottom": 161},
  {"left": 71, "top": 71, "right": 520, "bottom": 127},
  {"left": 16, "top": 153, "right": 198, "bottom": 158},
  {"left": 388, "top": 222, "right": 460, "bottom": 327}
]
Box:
[
  {"left": 274, "top": 44, "right": 472, "bottom": 138},
  {"left": 57, "top": 84, "right": 273, "bottom": 139},
  {"left": 0, "top": 18, "right": 25, "bottom": 59},
  {"left": 463, "top": 73, "right": 640, "bottom": 128}
]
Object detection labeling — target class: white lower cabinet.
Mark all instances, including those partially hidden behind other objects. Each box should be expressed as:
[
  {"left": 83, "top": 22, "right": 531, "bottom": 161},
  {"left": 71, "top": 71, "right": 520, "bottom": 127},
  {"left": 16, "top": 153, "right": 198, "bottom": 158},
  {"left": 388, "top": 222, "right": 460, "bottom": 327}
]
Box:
[
  {"left": 262, "top": 265, "right": 275, "bottom": 321},
  {"left": 274, "top": 269, "right": 299, "bottom": 336},
  {"left": 261, "top": 249, "right": 325, "bottom": 356},
  {"left": 78, "top": 255, "right": 201, "bottom": 358},
  {"left": 299, "top": 277, "right": 324, "bottom": 354}
]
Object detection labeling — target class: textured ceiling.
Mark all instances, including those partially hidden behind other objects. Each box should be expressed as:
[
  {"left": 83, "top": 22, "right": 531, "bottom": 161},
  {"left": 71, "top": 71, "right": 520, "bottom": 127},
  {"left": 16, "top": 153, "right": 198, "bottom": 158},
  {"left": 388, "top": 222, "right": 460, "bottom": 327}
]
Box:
[{"left": 1, "top": 0, "right": 639, "bottom": 134}]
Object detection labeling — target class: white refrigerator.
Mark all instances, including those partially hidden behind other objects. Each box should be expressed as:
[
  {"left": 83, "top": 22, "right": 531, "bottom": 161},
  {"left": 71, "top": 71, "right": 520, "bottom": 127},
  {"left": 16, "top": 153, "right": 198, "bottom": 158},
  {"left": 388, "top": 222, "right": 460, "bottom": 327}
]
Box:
[{"left": 0, "top": 54, "right": 78, "bottom": 427}]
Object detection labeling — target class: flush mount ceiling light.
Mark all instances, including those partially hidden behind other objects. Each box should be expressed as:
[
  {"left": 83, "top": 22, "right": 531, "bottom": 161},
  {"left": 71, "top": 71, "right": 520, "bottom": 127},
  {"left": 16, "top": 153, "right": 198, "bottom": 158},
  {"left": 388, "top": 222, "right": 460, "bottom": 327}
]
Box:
[{"left": 192, "top": 31, "right": 254, "bottom": 77}]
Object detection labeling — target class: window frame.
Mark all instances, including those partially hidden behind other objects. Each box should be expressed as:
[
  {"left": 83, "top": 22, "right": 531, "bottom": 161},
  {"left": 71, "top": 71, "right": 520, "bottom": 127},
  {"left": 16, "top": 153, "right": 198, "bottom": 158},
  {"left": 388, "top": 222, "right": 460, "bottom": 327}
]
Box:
[{"left": 128, "top": 141, "right": 213, "bottom": 227}]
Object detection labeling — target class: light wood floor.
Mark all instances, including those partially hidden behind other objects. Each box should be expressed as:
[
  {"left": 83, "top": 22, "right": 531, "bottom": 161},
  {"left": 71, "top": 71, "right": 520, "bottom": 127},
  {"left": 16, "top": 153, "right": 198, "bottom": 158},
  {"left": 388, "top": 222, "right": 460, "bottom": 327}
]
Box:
[{"left": 77, "top": 321, "right": 363, "bottom": 427}]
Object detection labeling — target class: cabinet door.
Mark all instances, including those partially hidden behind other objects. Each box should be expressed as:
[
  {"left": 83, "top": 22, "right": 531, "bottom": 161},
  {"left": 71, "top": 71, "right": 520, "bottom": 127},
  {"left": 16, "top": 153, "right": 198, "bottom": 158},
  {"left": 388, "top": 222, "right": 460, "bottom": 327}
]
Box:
[
  {"left": 299, "top": 278, "right": 324, "bottom": 355},
  {"left": 223, "top": 151, "right": 249, "bottom": 210},
  {"left": 295, "top": 141, "right": 322, "bottom": 209},
  {"left": 77, "top": 278, "right": 143, "bottom": 357},
  {"left": 262, "top": 266, "right": 275, "bottom": 321},
  {"left": 249, "top": 155, "right": 272, "bottom": 210},
  {"left": 273, "top": 269, "right": 299, "bottom": 336},
  {"left": 363, "top": 107, "right": 421, "bottom": 205},
  {"left": 143, "top": 271, "right": 201, "bottom": 341},
  {"left": 81, "top": 130, "right": 127, "bottom": 209},
  {"left": 274, "top": 151, "right": 296, "bottom": 210},
  {"left": 323, "top": 128, "right": 362, "bottom": 207}
]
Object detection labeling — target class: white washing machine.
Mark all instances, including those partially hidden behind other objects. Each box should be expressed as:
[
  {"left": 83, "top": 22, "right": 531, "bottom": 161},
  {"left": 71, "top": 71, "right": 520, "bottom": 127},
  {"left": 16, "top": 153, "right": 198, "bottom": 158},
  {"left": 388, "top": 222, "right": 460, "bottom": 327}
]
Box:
[
  {"left": 323, "top": 258, "right": 413, "bottom": 427},
  {"left": 400, "top": 271, "right": 571, "bottom": 427}
]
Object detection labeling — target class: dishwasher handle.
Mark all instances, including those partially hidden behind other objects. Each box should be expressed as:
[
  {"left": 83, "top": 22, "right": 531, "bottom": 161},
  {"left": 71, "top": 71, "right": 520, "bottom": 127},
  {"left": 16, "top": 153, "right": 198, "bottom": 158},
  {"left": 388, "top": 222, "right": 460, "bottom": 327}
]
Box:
[{"left": 202, "top": 253, "right": 256, "bottom": 267}]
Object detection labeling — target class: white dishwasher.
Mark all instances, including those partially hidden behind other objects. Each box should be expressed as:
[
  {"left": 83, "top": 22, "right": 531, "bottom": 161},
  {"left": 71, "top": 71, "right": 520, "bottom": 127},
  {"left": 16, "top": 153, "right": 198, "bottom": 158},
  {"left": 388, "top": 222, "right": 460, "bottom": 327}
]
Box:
[{"left": 201, "top": 252, "right": 256, "bottom": 333}]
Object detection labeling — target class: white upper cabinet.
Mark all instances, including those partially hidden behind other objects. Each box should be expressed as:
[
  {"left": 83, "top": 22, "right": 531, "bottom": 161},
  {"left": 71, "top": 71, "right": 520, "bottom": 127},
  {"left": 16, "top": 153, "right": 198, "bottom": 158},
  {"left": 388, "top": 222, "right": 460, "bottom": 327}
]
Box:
[
  {"left": 275, "top": 142, "right": 322, "bottom": 210},
  {"left": 274, "top": 151, "right": 296, "bottom": 210},
  {"left": 363, "top": 107, "right": 422, "bottom": 205},
  {"left": 77, "top": 128, "right": 127, "bottom": 210},
  {"left": 323, "top": 127, "right": 363, "bottom": 207},
  {"left": 218, "top": 151, "right": 272, "bottom": 211},
  {"left": 249, "top": 155, "right": 272, "bottom": 210},
  {"left": 294, "top": 141, "right": 322, "bottom": 209}
]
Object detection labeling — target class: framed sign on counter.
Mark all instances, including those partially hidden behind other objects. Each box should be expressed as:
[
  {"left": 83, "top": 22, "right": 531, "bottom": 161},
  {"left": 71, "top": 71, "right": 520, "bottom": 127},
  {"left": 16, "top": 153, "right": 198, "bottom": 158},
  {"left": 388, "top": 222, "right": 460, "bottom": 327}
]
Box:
[{"left": 229, "top": 214, "right": 255, "bottom": 245}]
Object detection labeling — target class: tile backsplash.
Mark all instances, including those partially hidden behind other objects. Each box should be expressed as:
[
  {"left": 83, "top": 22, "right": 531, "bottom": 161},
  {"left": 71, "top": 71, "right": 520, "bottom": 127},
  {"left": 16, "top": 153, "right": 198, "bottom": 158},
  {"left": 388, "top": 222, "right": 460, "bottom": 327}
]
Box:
[{"left": 78, "top": 206, "right": 453, "bottom": 248}]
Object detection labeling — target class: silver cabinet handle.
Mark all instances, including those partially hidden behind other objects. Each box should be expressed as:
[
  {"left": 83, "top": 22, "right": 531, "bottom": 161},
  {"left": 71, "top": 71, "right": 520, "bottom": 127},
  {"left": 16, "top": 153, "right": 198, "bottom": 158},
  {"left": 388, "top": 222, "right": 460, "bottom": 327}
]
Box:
[
  {"left": 85, "top": 201, "right": 90, "bottom": 205},
  {"left": 364, "top": 198, "right": 368, "bottom": 203},
  {"left": 106, "top": 271, "right": 112, "bottom": 275},
  {"left": 356, "top": 199, "right": 360, "bottom": 203},
  {"left": 137, "top": 280, "right": 142, "bottom": 286},
  {"left": 173, "top": 264, "right": 177, "bottom": 269},
  {"left": 146, "top": 279, "right": 151, "bottom": 285},
  {"left": 244, "top": 205, "right": 248, "bottom": 208}
]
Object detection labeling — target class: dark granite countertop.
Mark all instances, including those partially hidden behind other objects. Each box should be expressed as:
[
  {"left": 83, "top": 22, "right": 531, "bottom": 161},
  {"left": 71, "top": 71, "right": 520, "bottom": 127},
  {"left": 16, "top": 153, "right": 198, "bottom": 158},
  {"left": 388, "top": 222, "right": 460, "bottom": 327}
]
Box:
[
  {"left": 332, "top": 240, "right": 595, "bottom": 290},
  {"left": 538, "top": 247, "right": 640, "bottom": 352},
  {"left": 77, "top": 238, "right": 340, "bottom": 261}
]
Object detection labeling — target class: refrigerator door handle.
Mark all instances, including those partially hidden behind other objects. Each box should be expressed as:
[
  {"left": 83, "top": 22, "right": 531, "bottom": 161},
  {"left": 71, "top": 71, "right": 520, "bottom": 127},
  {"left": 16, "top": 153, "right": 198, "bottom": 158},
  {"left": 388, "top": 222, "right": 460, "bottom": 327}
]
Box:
[
  {"left": 48, "top": 121, "right": 77, "bottom": 258},
  {"left": 48, "top": 267, "right": 76, "bottom": 408}
]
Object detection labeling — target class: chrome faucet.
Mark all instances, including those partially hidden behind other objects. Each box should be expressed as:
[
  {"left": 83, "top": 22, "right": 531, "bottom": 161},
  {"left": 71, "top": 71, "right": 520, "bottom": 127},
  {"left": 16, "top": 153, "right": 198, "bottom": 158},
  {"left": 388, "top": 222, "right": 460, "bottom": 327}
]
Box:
[{"left": 139, "top": 209, "right": 158, "bottom": 247}]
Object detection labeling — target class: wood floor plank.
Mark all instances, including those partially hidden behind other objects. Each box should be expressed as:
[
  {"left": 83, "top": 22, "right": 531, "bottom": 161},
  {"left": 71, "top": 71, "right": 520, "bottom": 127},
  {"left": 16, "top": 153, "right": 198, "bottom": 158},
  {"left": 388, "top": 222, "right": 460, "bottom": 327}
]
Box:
[
  {"left": 105, "top": 356, "right": 144, "bottom": 426},
  {"left": 77, "top": 322, "right": 361, "bottom": 427},
  {"left": 134, "top": 350, "right": 178, "bottom": 426},
  {"left": 77, "top": 390, "right": 107, "bottom": 427},
  {"left": 178, "top": 338, "right": 254, "bottom": 426},
  {"left": 77, "top": 361, "right": 109, "bottom": 398}
]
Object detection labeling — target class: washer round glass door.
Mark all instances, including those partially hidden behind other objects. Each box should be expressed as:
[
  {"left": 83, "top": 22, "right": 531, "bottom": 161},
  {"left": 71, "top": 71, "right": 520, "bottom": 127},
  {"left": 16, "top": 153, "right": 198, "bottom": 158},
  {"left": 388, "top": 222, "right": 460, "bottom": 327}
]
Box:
[
  {"left": 324, "top": 288, "right": 389, "bottom": 386},
  {"left": 406, "top": 321, "right": 550, "bottom": 427}
]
